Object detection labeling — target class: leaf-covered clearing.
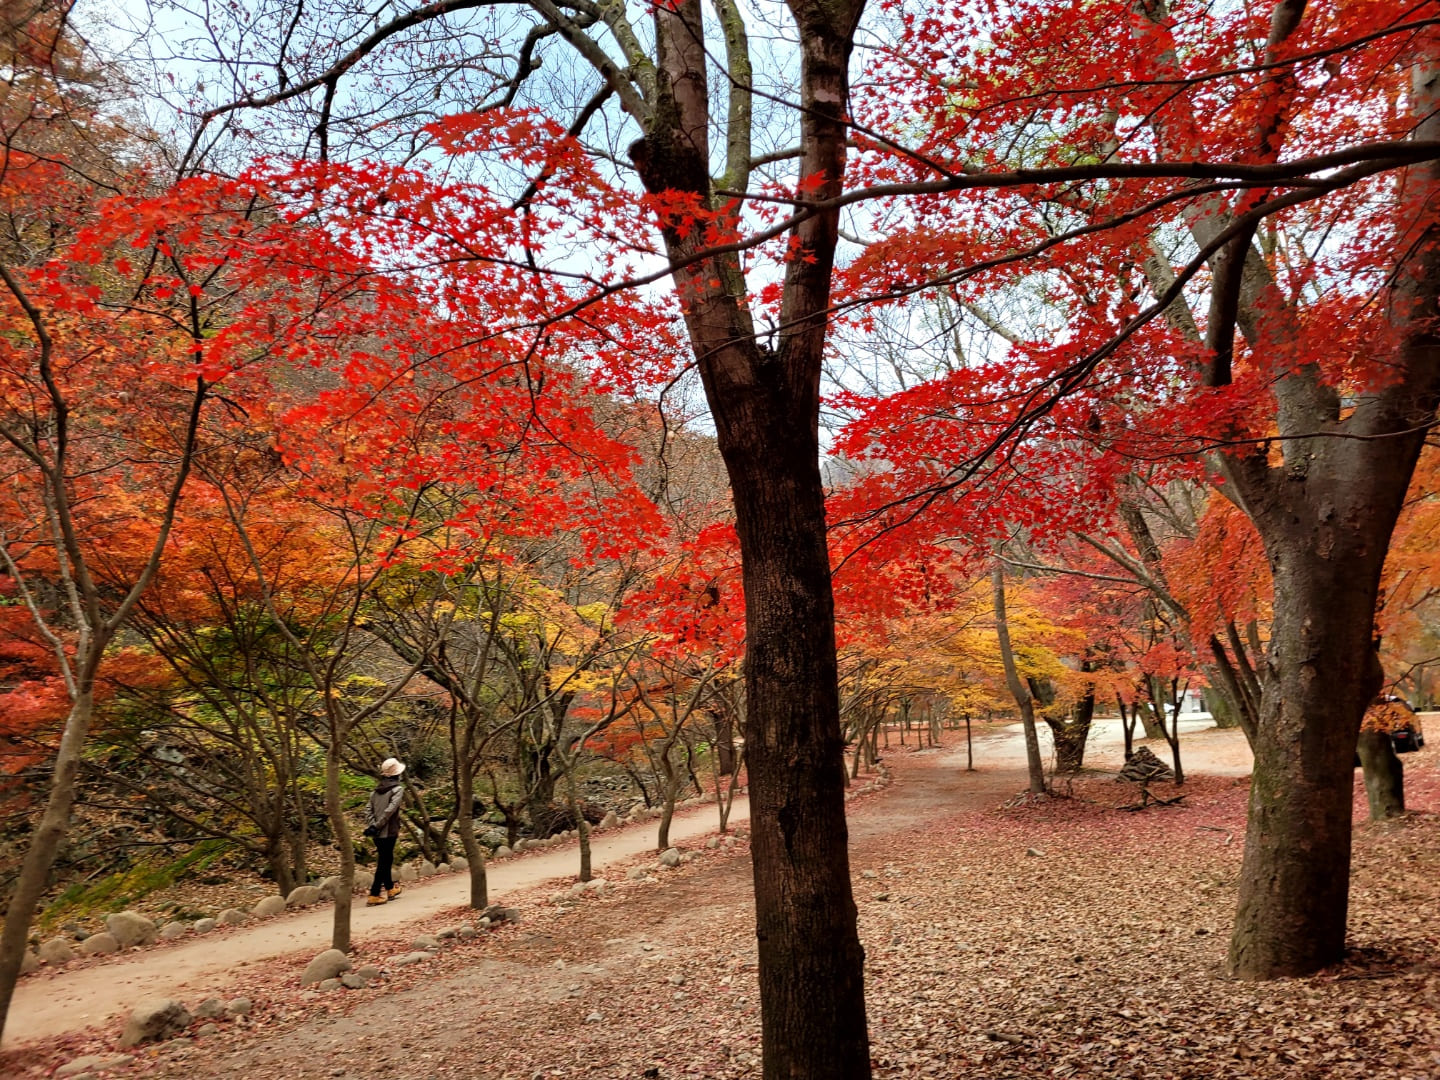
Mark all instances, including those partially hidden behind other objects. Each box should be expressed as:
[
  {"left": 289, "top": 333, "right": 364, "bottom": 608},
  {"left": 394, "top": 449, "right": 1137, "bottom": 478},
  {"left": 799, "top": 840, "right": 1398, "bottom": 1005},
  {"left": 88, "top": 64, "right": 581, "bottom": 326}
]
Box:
[{"left": 10, "top": 738, "right": 1438, "bottom": 1079}]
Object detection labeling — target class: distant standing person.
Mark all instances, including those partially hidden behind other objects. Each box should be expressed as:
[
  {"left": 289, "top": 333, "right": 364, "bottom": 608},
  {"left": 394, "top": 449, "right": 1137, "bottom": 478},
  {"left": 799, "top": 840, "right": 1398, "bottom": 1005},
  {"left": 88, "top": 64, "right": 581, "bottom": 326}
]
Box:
[{"left": 367, "top": 758, "right": 406, "bottom": 906}]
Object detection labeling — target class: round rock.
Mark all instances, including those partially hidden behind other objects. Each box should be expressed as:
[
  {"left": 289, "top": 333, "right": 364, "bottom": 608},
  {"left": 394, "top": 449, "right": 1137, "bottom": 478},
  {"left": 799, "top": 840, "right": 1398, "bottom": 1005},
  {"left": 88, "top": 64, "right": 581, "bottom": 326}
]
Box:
[
  {"left": 79, "top": 933, "right": 119, "bottom": 956},
  {"left": 286, "top": 885, "right": 323, "bottom": 908},
  {"left": 251, "top": 895, "right": 286, "bottom": 918},
  {"left": 300, "top": 947, "right": 352, "bottom": 986},
  {"left": 159, "top": 922, "right": 189, "bottom": 941},
  {"left": 193, "top": 997, "right": 225, "bottom": 1020},
  {"left": 39, "top": 937, "right": 75, "bottom": 964},
  {"left": 119, "top": 997, "right": 192, "bottom": 1047},
  {"left": 216, "top": 908, "right": 248, "bottom": 926},
  {"left": 105, "top": 911, "right": 158, "bottom": 948},
  {"left": 193, "top": 918, "right": 218, "bottom": 934}
]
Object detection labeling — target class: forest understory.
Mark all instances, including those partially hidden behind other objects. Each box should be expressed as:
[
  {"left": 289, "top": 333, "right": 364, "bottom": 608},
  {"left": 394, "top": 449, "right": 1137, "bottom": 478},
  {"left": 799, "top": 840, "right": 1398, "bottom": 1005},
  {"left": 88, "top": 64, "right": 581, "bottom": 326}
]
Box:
[{"left": 8, "top": 731, "right": 1438, "bottom": 1080}]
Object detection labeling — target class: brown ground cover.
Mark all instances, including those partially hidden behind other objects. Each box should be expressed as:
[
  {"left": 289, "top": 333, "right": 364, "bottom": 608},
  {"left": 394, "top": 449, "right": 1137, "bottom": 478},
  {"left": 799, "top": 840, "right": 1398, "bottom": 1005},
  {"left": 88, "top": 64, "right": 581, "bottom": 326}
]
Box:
[{"left": 8, "top": 734, "right": 1439, "bottom": 1079}]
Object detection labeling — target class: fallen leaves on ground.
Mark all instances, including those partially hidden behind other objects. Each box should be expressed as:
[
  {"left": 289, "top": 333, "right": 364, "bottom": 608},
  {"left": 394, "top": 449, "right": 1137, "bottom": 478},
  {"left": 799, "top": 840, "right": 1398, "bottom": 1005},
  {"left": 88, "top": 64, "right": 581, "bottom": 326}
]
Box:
[{"left": 9, "top": 736, "right": 1439, "bottom": 1080}]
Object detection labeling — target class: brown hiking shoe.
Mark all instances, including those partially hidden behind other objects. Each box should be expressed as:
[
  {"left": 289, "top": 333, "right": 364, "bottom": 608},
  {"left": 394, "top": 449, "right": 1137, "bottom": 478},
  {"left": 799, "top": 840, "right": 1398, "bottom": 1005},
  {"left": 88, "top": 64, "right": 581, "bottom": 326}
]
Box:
[
  {"left": 366, "top": 894, "right": 387, "bottom": 906},
  {"left": 387, "top": 886, "right": 403, "bottom": 900}
]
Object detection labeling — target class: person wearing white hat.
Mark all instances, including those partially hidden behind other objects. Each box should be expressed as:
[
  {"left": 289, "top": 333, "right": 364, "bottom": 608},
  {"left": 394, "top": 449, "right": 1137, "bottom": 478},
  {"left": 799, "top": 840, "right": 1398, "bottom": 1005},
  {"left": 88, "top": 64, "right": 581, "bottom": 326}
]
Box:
[{"left": 365, "top": 758, "right": 406, "bottom": 905}]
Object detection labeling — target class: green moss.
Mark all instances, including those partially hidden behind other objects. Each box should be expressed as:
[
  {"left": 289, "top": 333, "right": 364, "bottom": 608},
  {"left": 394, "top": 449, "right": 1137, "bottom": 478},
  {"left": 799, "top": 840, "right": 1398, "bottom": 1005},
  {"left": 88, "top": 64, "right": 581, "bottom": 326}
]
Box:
[{"left": 40, "top": 837, "right": 232, "bottom": 929}]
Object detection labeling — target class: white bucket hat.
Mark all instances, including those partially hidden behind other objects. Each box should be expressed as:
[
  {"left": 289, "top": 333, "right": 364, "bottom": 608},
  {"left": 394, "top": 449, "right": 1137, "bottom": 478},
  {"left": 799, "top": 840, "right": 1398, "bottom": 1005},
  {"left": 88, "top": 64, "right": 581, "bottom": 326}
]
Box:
[{"left": 380, "top": 757, "right": 406, "bottom": 777}]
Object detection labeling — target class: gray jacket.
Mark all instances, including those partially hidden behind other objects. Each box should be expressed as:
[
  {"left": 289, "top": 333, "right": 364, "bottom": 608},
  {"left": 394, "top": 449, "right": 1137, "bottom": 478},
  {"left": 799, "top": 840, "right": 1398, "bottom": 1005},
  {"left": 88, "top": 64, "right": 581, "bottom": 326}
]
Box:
[{"left": 367, "top": 777, "right": 405, "bottom": 839}]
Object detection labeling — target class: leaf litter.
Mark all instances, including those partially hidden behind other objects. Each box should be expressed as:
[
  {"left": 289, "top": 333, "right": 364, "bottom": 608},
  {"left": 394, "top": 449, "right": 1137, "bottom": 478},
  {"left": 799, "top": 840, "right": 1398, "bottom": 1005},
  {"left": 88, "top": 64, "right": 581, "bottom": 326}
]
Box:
[{"left": 8, "top": 735, "right": 1438, "bottom": 1080}]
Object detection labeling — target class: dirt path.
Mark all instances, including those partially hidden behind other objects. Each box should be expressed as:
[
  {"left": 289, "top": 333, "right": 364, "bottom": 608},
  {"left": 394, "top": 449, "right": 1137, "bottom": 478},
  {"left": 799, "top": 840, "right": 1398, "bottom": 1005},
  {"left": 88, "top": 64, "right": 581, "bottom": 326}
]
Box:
[
  {"left": 129, "top": 747, "right": 1033, "bottom": 1080},
  {"left": 9, "top": 796, "right": 752, "bottom": 1045}
]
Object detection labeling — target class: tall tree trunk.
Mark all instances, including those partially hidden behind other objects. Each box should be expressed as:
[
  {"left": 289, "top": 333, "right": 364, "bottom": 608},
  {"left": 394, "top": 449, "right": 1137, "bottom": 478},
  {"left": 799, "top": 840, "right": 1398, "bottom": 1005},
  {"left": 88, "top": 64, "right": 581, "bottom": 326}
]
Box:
[
  {"left": 1226, "top": 40, "right": 1440, "bottom": 977},
  {"left": 627, "top": 0, "right": 870, "bottom": 1071},
  {"left": 0, "top": 690, "right": 96, "bottom": 1042},
  {"left": 1160, "top": 678, "right": 1185, "bottom": 785},
  {"left": 965, "top": 712, "right": 974, "bottom": 771},
  {"left": 325, "top": 743, "right": 353, "bottom": 953},
  {"left": 712, "top": 705, "right": 737, "bottom": 776},
  {"left": 993, "top": 563, "right": 1047, "bottom": 795},
  {"left": 656, "top": 754, "right": 678, "bottom": 853},
  {"left": 456, "top": 757, "right": 488, "bottom": 909},
  {"left": 1118, "top": 696, "right": 1135, "bottom": 759},
  {"left": 1355, "top": 731, "right": 1405, "bottom": 822},
  {"left": 1227, "top": 562, "right": 1383, "bottom": 977}
]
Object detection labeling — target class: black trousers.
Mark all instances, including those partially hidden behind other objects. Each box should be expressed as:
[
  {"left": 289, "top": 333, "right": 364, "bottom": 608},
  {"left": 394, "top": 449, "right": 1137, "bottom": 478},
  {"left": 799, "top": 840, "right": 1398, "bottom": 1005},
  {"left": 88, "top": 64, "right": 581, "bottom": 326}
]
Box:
[{"left": 371, "top": 836, "right": 396, "bottom": 895}]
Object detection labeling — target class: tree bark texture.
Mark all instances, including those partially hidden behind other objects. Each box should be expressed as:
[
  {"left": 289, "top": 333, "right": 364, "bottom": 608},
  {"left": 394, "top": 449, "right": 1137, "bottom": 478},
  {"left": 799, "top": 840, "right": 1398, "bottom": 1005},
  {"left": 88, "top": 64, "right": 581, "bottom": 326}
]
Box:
[
  {"left": 0, "top": 691, "right": 96, "bottom": 1043},
  {"left": 1047, "top": 689, "right": 1094, "bottom": 774},
  {"left": 325, "top": 744, "right": 354, "bottom": 953},
  {"left": 1224, "top": 37, "right": 1440, "bottom": 980},
  {"left": 456, "top": 758, "right": 489, "bottom": 909},
  {"left": 993, "top": 564, "right": 1047, "bottom": 795},
  {"left": 626, "top": 0, "right": 871, "bottom": 1072},
  {"left": 1355, "top": 731, "right": 1405, "bottom": 821}
]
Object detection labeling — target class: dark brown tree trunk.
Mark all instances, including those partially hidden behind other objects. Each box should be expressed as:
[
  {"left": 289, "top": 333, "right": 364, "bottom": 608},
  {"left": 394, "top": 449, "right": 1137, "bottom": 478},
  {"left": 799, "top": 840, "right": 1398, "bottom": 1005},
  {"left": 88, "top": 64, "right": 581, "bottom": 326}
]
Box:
[
  {"left": 1047, "top": 683, "right": 1094, "bottom": 774},
  {"left": 1118, "top": 696, "right": 1135, "bottom": 760},
  {"left": 456, "top": 757, "right": 488, "bottom": 909},
  {"left": 1355, "top": 731, "right": 1405, "bottom": 821},
  {"left": 265, "top": 840, "right": 299, "bottom": 897},
  {"left": 1227, "top": 559, "right": 1386, "bottom": 977},
  {"left": 1225, "top": 44, "right": 1440, "bottom": 976},
  {"left": 624, "top": 0, "right": 870, "bottom": 1072},
  {"left": 712, "top": 705, "right": 737, "bottom": 776},
  {"left": 965, "top": 713, "right": 975, "bottom": 771}
]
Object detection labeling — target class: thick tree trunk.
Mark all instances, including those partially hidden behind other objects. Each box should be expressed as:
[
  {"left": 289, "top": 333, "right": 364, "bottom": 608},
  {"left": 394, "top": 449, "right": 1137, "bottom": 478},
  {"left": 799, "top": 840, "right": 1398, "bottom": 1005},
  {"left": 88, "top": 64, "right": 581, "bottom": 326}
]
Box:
[
  {"left": 1135, "top": 697, "right": 1166, "bottom": 740},
  {"left": 1047, "top": 687, "right": 1094, "bottom": 774},
  {"left": 1228, "top": 565, "right": 1379, "bottom": 977},
  {"left": 1226, "top": 37, "right": 1440, "bottom": 978},
  {"left": 993, "top": 563, "right": 1047, "bottom": 795},
  {"left": 627, "top": 0, "right": 870, "bottom": 1071},
  {"left": 1355, "top": 731, "right": 1404, "bottom": 822},
  {"left": 729, "top": 461, "right": 868, "bottom": 1078},
  {"left": 0, "top": 690, "right": 96, "bottom": 1042},
  {"left": 265, "top": 840, "right": 299, "bottom": 897}
]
